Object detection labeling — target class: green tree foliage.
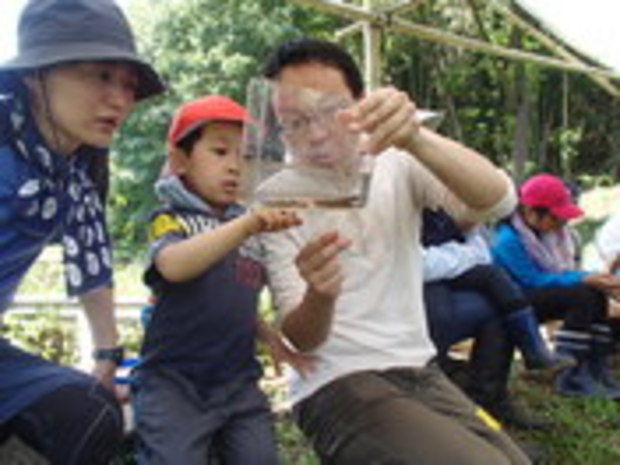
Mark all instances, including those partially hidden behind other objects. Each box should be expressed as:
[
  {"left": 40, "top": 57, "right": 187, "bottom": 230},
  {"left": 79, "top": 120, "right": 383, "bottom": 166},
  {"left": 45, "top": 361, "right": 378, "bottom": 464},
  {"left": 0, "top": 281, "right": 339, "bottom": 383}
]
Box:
[
  {"left": 2, "top": 311, "right": 78, "bottom": 365},
  {"left": 109, "top": 0, "right": 620, "bottom": 258},
  {"left": 109, "top": 0, "right": 342, "bottom": 259},
  {"left": 383, "top": 0, "right": 620, "bottom": 183}
]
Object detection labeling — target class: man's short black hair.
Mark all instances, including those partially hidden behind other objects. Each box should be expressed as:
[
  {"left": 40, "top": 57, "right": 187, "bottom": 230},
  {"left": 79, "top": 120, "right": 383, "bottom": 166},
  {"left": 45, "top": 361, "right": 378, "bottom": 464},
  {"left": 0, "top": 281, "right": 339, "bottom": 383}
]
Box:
[{"left": 262, "top": 38, "right": 364, "bottom": 99}]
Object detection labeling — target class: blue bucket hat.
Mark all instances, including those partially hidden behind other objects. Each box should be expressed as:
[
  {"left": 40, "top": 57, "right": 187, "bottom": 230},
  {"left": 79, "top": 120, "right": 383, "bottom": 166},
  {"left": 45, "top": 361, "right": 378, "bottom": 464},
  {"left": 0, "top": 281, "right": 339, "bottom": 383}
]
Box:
[{"left": 0, "top": 0, "right": 165, "bottom": 100}]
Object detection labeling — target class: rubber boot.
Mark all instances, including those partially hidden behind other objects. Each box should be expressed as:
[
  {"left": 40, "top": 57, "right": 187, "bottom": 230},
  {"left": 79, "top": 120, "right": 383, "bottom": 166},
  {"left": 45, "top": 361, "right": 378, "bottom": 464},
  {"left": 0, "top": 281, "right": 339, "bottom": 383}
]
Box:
[
  {"left": 554, "top": 328, "right": 620, "bottom": 399},
  {"left": 467, "top": 318, "right": 552, "bottom": 430},
  {"left": 505, "top": 308, "right": 574, "bottom": 370},
  {"left": 588, "top": 323, "right": 620, "bottom": 390}
]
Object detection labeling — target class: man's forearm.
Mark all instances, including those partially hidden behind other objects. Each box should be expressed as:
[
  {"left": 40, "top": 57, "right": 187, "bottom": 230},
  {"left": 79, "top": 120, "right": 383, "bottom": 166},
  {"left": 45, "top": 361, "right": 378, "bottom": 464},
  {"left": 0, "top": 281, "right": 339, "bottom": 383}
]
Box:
[
  {"left": 406, "top": 128, "right": 511, "bottom": 210},
  {"left": 281, "top": 290, "right": 336, "bottom": 352}
]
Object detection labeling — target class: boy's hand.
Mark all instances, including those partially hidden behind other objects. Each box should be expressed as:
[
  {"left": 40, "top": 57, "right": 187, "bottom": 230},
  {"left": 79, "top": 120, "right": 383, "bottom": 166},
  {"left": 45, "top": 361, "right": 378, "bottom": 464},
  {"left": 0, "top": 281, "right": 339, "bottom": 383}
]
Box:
[{"left": 248, "top": 208, "right": 302, "bottom": 234}]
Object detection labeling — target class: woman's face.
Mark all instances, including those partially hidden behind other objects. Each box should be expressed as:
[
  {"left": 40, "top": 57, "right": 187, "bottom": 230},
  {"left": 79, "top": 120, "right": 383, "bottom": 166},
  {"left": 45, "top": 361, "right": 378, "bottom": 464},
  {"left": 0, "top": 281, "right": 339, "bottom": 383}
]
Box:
[
  {"left": 522, "top": 206, "right": 566, "bottom": 233},
  {"left": 26, "top": 61, "right": 138, "bottom": 155}
]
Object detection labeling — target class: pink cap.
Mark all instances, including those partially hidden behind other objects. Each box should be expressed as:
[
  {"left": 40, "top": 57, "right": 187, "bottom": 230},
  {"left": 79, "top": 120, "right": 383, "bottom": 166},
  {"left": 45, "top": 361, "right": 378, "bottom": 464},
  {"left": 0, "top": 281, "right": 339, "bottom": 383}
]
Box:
[{"left": 519, "top": 173, "right": 584, "bottom": 220}]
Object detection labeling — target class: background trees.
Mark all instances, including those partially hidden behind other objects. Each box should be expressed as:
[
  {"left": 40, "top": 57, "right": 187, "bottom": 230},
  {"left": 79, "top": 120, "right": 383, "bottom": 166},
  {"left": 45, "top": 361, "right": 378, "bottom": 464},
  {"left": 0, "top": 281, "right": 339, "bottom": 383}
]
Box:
[{"left": 109, "top": 0, "right": 620, "bottom": 257}]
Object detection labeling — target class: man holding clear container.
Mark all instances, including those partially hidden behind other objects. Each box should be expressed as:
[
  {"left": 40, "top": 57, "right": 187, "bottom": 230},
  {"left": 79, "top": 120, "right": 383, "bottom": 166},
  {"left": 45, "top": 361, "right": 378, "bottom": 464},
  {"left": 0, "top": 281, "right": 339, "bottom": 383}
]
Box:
[{"left": 258, "top": 38, "right": 529, "bottom": 465}]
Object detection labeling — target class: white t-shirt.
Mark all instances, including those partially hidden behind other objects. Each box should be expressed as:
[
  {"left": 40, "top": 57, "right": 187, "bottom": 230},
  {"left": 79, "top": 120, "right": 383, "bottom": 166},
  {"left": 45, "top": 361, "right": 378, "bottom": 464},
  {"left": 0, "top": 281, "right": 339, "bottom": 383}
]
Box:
[{"left": 260, "top": 148, "right": 513, "bottom": 404}]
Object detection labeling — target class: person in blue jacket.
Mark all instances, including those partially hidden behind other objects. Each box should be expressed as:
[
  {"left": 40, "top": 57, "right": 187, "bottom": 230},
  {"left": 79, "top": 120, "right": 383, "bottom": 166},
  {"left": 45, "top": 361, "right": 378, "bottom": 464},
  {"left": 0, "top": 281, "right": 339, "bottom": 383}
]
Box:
[
  {"left": 492, "top": 173, "right": 620, "bottom": 398},
  {"left": 0, "top": 0, "right": 164, "bottom": 463}
]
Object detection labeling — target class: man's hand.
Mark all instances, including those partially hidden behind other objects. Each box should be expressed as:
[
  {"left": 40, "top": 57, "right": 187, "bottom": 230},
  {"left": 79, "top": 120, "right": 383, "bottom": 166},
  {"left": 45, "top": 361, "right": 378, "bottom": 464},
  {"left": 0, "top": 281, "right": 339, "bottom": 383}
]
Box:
[
  {"left": 280, "top": 231, "right": 351, "bottom": 352},
  {"left": 296, "top": 231, "right": 350, "bottom": 300},
  {"left": 339, "top": 86, "right": 421, "bottom": 155}
]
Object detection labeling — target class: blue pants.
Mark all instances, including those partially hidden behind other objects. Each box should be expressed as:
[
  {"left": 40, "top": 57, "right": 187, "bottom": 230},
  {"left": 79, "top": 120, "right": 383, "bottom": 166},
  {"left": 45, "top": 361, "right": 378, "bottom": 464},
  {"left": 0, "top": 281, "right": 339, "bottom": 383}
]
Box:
[
  {"left": 424, "top": 283, "right": 515, "bottom": 404},
  {"left": 132, "top": 368, "right": 278, "bottom": 465},
  {"left": 0, "top": 338, "right": 123, "bottom": 465},
  {"left": 424, "top": 284, "right": 497, "bottom": 353}
]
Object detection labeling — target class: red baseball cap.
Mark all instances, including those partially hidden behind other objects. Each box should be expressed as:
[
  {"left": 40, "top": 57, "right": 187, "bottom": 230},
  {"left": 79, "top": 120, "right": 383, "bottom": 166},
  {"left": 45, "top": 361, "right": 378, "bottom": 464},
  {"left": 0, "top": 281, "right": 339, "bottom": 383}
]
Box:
[
  {"left": 519, "top": 173, "right": 584, "bottom": 220},
  {"left": 167, "top": 95, "right": 248, "bottom": 145}
]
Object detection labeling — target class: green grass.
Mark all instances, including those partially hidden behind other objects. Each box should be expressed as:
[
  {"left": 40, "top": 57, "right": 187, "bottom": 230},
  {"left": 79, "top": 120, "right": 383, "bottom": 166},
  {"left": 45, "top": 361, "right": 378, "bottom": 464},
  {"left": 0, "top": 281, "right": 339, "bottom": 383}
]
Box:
[
  {"left": 509, "top": 366, "right": 620, "bottom": 465},
  {"left": 276, "top": 419, "right": 319, "bottom": 465}
]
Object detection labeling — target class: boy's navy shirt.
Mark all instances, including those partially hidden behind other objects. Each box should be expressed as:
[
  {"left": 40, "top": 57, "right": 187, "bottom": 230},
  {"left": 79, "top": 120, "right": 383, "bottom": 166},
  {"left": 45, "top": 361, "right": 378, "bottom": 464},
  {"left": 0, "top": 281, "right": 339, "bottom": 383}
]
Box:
[{"left": 140, "top": 176, "right": 264, "bottom": 395}]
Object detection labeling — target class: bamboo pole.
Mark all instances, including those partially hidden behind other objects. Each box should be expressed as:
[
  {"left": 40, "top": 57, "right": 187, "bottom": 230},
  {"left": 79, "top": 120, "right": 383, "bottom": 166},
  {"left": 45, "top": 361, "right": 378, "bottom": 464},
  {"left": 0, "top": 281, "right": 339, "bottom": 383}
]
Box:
[
  {"left": 363, "top": 0, "right": 382, "bottom": 89},
  {"left": 290, "top": 0, "right": 620, "bottom": 83}
]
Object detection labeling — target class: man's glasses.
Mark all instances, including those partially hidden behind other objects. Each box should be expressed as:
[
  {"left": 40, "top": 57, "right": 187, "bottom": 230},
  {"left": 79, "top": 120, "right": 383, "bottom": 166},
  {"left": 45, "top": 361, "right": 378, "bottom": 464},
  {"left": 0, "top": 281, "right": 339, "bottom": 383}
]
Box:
[{"left": 276, "top": 98, "right": 352, "bottom": 138}]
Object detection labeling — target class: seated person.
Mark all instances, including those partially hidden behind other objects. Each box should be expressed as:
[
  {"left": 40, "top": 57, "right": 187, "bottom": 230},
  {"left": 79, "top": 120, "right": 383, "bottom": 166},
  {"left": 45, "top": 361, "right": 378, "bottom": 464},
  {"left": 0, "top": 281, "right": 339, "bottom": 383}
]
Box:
[
  {"left": 424, "top": 284, "right": 551, "bottom": 430},
  {"left": 492, "top": 173, "right": 620, "bottom": 397},
  {"left": 422, "top": 207, "right": 570, "bottom": 370}
]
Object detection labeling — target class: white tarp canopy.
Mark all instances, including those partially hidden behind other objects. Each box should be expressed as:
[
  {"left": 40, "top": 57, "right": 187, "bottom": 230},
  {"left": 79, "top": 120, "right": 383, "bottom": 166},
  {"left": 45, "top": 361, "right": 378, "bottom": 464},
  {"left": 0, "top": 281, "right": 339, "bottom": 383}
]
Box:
[
  {"left": 292, "top": 0, "right": 620, "bottom": 96},
  {"left": 516, "top": 0, "right": 620, "bottom": 73}
]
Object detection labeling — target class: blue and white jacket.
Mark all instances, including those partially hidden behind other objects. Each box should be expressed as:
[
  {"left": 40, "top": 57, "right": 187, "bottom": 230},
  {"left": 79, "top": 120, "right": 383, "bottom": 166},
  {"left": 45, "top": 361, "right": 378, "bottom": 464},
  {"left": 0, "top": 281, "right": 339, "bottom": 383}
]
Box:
[{"left": 0, "top": 80, "right": 113, "bottom": 313}]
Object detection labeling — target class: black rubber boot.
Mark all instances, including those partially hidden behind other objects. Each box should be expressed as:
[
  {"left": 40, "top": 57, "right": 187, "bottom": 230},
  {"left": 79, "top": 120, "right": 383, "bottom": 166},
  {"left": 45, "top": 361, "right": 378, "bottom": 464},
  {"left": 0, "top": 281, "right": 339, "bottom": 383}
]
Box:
[
  {"left": 466, "top": 318, "right": 552, "bottom": 430},
  {"left": 554, "top": 327, "right": 620, "bottom": 398},
  {"left": 588, "top": 323, "right": 620, "bottom": 390},
  {"left": 505, "top": 308, "right": 574, "bottom": 370}
]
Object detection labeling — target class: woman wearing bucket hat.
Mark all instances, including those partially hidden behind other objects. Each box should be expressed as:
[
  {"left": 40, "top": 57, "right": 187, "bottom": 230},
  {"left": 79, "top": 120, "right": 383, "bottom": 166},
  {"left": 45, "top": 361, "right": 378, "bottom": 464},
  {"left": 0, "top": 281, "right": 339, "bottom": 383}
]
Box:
[
  {"left": 492, "top": 173, "right": 620, "bottom": 398},
  {"left": 0, "top": 0, "right": 164, "bottom": 463}
]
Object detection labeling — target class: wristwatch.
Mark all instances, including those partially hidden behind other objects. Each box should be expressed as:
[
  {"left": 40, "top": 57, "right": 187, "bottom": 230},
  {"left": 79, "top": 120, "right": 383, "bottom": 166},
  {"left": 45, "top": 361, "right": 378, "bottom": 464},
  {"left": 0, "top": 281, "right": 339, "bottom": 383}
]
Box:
[{"left": 92, "top": 346, "right": 125, "bottom": 365}]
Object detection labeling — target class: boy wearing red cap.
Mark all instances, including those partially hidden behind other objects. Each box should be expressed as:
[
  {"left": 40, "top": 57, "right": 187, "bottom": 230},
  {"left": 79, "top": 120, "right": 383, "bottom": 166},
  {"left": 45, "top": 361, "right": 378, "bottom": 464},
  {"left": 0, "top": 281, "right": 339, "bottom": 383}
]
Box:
[
  {"left": 132, "top": 95, "right": 313, "bottom": 464},
  {"left": 492, "top": 173, "right": 620, "bottom": 398}
]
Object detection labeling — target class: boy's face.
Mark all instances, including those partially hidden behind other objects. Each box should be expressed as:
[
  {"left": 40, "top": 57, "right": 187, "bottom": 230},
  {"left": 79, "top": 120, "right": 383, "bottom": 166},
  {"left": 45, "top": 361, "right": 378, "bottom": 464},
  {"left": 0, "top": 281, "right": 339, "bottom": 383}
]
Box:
[{"left": 176, "top": 121, "right": 243, "bottom": 210}]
